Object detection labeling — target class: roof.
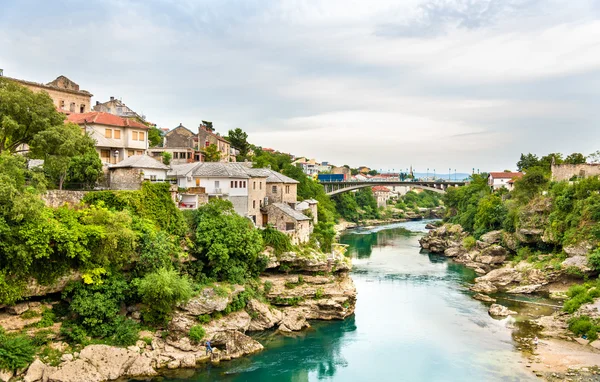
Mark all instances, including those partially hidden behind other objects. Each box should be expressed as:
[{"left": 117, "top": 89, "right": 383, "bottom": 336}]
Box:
[
  {"left": 304, "top": 198, "right": 318, "bottom": 204},
  {"left": 271, "top": 203, "right": 311, "bottom": 221},
  {"left": 192, "top": 162, "right": 250, "bottom": 178},
  {"left": 168, "top": 162, "right": 201, "bottom": 177},
  {"left": 109, "top": 155, "right": 170, "bottom": 170},
  {"left": 247, "top": 168, "right": 299, "bottom": 184},
  {"left": 489, "top": 172, "right": 523, "bottom": 179},
  {"left": 167, "top": 123, "right": 196, "bottom": 136},
  {"left": 372, "top": 185, "right": 391, "bottom": 192},
  {"left": 68, "top": 112, "right": 149, "bottom": 129},
  {"left": 199, "top": 125, "right": 230, "bottom": 143}
]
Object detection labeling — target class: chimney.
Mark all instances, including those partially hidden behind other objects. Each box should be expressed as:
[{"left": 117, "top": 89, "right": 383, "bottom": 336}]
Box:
[
  {"left": 96, "top": 101, "right": 100, "bottom": 105},
  {"left": 110, "top": 96, "right": 114, "bottom": 101}
]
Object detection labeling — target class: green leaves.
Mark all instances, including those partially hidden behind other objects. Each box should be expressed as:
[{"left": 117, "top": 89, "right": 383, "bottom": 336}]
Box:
[
  {"left": 136, "top": 268, "right": 193, "bottom": 324},
  {"left": 0, "top": 328, "right": 36, "bottom": 372}
]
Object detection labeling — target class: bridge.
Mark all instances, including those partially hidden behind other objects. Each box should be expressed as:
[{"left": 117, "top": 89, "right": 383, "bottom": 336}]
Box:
[{"left": 320, "top": 180, "right": 467, "bottom": 196}]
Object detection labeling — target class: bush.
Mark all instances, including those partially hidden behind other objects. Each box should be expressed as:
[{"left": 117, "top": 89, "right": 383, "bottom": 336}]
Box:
[
  {"left": 263, "top": 281, "right": 273, "bottom": 294},
  {"left": 136, "top": 268, "right": 193, "bottom": 325},
  {"left": 462, "top": 236, "right": 476, "bottom": 250},
  {"left": 568, "top": 316, "right": 600, "bottom": 341},
  {"left": 563, "top": 284, "right": 596, "bottom": 313},
  {"left": 197, "top": 314, "right": 211, "bottom": 324},
  {"left": 588, "top": 249, "right": 600, "bottom": 272},
  {"left": 36, "top": 307, "right": 56, "bottom": 328},
  {"left": 0, "top": 328, "right": 36, "bottom": 371},
  {"left": 189, "top": 325, "right": 206, "bottom": 344},
  {"left": 262, "top": 225, "right": 292, "bottom": 255},
  {"left": 109, "top": 317, "right": 139, "bottom": 347}
]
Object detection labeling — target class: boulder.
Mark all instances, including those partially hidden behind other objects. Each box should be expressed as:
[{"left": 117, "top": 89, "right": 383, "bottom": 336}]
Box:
[
  {"left": 0, "top": 370, "right": 13, "bottom": 382},
  {"left": 168, "top": 312, "right": 197, "bottom": 333},
  {"left": 425, "top": 223, "right": 437, "bottom": 230},
  {"left": 46, "top": 359, "right": 104, "bottom": 382},
  {"left": 443, "top": 247, "right": 463, "bottom": 258},
  {"left": 79, "top": 345, "right": 137, "bottom": 380},
  {"left": 24, "top": 359, "right": 46, "bottom": 382},
  {"left": 278, "top": 308, "right": 310, "bottom": 332},
  {"left": 517, "top": 228, "right": 544, "bottom": 244},
  {"left": 181, "top": 285, "right": 244, "bottom": 316},
  {"left": 502, "top": 232, "right": 519, "bottom": 252},
  {"left": 60, "top": 354, "right": 73, "bottom": 362},
  {"left": 125, "top": 356, "right": 157, "bottom": 377},
  {"left": 506, "top": 284, "right": 543, "bottom": 294},
  {"left": 473, "top": 293, "right": 496, "bottom": 303},
  {"left": 561, "top": 256, "right": 592, "bottom": 273},
  {"left": 210, "top": 330, "right": 263, "bottom": 359},
  {"left": 563, "top": 242, "right": 592, "bottom": 257},
  {"left": 7, "top": 302, "right": 30, "bottom": 315},
  {"left": 246, "top": 299, "right": 283, "bottom": 331},
  {"left": 475, "top": 267, "right": 521, "bottom": 286},
  {"left": 488, "top": 304, "right": 517, "bottom": 317},
  {"left": 477, "top": 245, "right": 508, "bottom": 265},
  {"left": 469, "top": 281, "right": 498, "bottom": 294},
  {"left": 204, "top": 311, "right": 252, "bottom": 337},
  {"left": 480, "top": 230, "right": 503, "bottom": 244}
]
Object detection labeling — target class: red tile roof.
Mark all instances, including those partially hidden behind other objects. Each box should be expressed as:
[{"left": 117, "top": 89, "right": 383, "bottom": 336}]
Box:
[
  {"left": 372, "top": 185, "right": 391, "bottom": 192},
  {"left": 67, "top": 112, "right": 149, "bottom": 129},
  {"left": 489, "top": 172, "right": 523, "bottom": 179}
]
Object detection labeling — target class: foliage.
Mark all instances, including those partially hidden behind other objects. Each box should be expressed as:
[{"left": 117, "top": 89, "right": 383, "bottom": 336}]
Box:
[
  {"left": 564, "top": 153, "right": 587, "bottom": 165},
  {"left": 161, "top": 152, "right": 172, "bottom": 166},
  {"left": 0, "top": 328, "right": 36, "bottom": 371},
  {"left": 516, "top": 153, "right": 540, "bottom": 172},
  {"left": 202, "top": 143, "right": 221, "bottom": 162},
  {"left": 36, "top": 307, "right": 56, "bottom": 328},
  {"left": 189, "top": 325, "right": 206, "bottom": 344},
  {"left": 226, "top": 128, "right": 250, "bottom": 160},
  {"left": 511, "top": 167, "right": 549, "bottom": 204},
  {"left": 189, "top": 199, "right": 266, "bottom": 283},
  {"left": 462, "top": 236, "right": 476, "bottom": 250},
  {"left": 397, "top": 191, "right": 441, "bottom": 210},
  {"left": 262, "top": 225, "right": 292, "bottom": 255},
  {"left": 197, "top": 314, "right": 211, "bottom": 324},
  {"left": 562, "top": 281, "right": 600, "bottom": 314},
  {"left": 136, "top": 268, "right": 193, "bottom": 325},
  {"left": 473, "top": 194, "right": 507, "bottom": 237},
  {"left": 66, "top": 150, "right": 103, "bottom": 190},
  {"left": 443, "top": 174, "right": 490, "bottom": 233},
  {"left": 568, "top": 316, "right": 600, "bottom": 342},
  {"left": 589, "top": 150, "right": 600, "bottom": 164},
  {"left": 0, "top": 78, "right": 66, "bottom": 154},
  {"left": 148, "top": 126, "right": 163, "bottom": 147},
  {"left": 263, "top": 280, "right": 273, "bottom": 294}
]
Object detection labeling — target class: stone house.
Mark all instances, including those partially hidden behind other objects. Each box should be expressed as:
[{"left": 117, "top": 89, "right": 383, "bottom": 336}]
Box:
[
  {"left": 68, "top": 112, "right": 149, "bottom": 165},
  {"left": 93, "top": 96, "right": 146, "bottom": 123},
  {"left": 7, "top": 74, "right": 92, "bottom": 113},
  {"left": 551, "top": 163, "right": 600, "bottom": 182},
  {"left": 372, "top": 185, "right": 392, "bottom": 208},
  {"left": 264, "top": 203, "right": 312, "bottom": 244},
  {"left": 488, "top": 172, "right": 523, "bottom": 191},
  {"left": 261, "top": 169, "right": 299, "bottom": 207},
  {"left": 148, "top": 123, "right": 202, "bottom": 164},
  {"left": 197, "top": 124, "right": 234, "bottom": 162},
  {"left": 243, "top": 168, "right": 269, "bottom": 226},
  {"left": 108, "top": 155, "right": 169, "bottom": 190},
  {"left": 295, "top": 199, "right": 318, "bottom": 224}
]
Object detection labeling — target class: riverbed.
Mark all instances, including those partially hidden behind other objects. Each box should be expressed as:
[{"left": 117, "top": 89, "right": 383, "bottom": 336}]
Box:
[{"left": 161, "top": 220, "right": 541, "bottom": 382}]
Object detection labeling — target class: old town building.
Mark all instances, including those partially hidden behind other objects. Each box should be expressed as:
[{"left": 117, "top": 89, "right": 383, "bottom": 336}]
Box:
[
  {"left": 93, "top": 96, "right": 146, "bottom": 123},
  {"left": 148, "top": 123, "right": 201, "bottom": 164},
  {"left": 197, "top": 124, "right": 234, "bottom": 162},
  {"left": 107, "top": 155, "right": 169, "bottom": 190}
]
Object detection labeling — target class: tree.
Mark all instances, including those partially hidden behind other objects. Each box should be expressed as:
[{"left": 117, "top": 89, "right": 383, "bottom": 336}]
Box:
[
  {"left": 30, "top": 123, "right": 99, "bottom": 189},
  {"left": 202, "top": 143, "right": 221, "bottom": 162},
  {"left": 201, "top": 120, "right": 214, "bottom": 131},
  {"left": 588, "top": 150, "right": 600, "bottom": 164},
  {"left": 512, "top": 167, "right": 549, "bottom": 203},
  {"left": 227, "top": 128, "right": 250, "bottom": 159},
  {"left": 564, "top": 152, "right": 587, "bottom": 165},
  {"left": 161, "top": 152, "right": 172, "bottom": 166},
  {"left": 0, "top": 78, "right": 66, "bottom": 153},
  {"left": 148, "top": 126, "right": 163, "bottom": 147},
  {"left": 66, "top": 150, "right": 103, "bottom": 190},
  {"left": 367, "top": 169, "right": 379, "bottom": 176},
  {"left": 539, "top": 153, "right": 564, "bottom": 172},
  {"left": 516, "top": 153, "right": 540, "bottom": 171}
]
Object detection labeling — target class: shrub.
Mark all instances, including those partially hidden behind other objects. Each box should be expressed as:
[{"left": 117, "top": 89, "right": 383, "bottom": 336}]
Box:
[
  {"left": 462, "top": 236, "right": 476, "bottom": 250},
  {"left": 109, "top": 317, "right": 139, "bottom": 347},
  {"left": 136, "top": 268, "right": 193, "bottom": 325},
  {"left": 588, "top": 249, "right": 600, "bottom": 272},
  {"left": 315, "top": 287, "right": 325, "bottom": 299},
  {"left": 568, "top": 316, "right": 600, "bottom": 341},
  {"left": 20, "top": 310, "right": 40, "bottom": 319},
  {"left": 197, "top": 314, "right": 211, "bottom": 324},
  {"left": 263, "top": 281, "right": 273, "bottom": 294},
  {"left": 189, "top": 325, "right": 206, "bottom": 344},
  {"left": 36, "top": 307, "right": 56, "bottom": 328},
  {"left": 262, "top": 225, "right": 292, "bottom": 255},
  {"left": 0, "top": 329, "right": 36, "bottom": 371},
  {"left": 563, "top": 284, "right": 596, "bottom": 313}
]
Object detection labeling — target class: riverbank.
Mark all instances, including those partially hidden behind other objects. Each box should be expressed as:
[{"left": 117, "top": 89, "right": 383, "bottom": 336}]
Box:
[{"left": 420, "top": 223, "right": 600, "bottom": 380}]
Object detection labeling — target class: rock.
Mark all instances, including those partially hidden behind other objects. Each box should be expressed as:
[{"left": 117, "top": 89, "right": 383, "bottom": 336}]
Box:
[
  {"left": 180, "top": 355, "right": 197, "bottom": 368},
  {"left": 562, "top": 256, "right": 592, "bottom": 273},
  {"left": 506, "top": 284, "right": 543, "bottom": 294},
  {"left": 181, "top": 285, "right": 244, "bottom": 316},
  {"left": 444, "top": 247, "right": 463, "bottom": 258},
  {"left": 79, "top": 344, "right": 137, "bottom": 380},
  {"left": 488, "top": 304, "right": 517, "bottom": 317},
  {"left": 480, "top": 230, "right": 503, "bottom": 244},
  {"left": 24, "top": 359, "right": 46, "bottom": 382},
  {"left": 0, "top": 370, "right": 13, "bottom": 382},
  {"left": 168, "top": 313, "right": 197, "bottom": 333},
  {"left": 23, "top": 271, "right": 82, "bottom": 299},
  {"left": 425, "top": 223, "right": 437, "bottom": 229},
  {"left": 470, "top": 281, "right": 498, "bottom": 294},
  {"left": 46, "top": 359, "right": 104, "bottom": 382},
  {"left": 477, "top": 245, "right": 508, "bottom": 265},
  {"left": 278, "top": 308, "right": 310, "bottom": 332},
  {"left": 125, "top": 355, "right": 157, "bottom": 378},
  {"left": 276, "top": 249, "right": 351, "bottom": 273},
  {"left": 60, "top": 353, "right": 73, "bottom": 362},
  {"left": 131, "top": 311, "right": 141, "bottom": 320},
  {"left": 246, "top": 299, "right": 283, "bottom": 331},
  {"left": 476, "top": 267, "right": 521, "bottom": 286},
  {"left": 473, "top": 293, "right": 496, "bottom": 303},
  {"left": 166, "top": 337, "right": 200, "bottom": 352},
  {"left": 127, "top": 346, "right": 140, "bottom": 353},
  {"left": 204, "top": 311, "right": 252, "bottom": 336},
  {"left": 210, "top": 330, "right": 263, "bottom": 359},
  {"left": 502, "top": 232, "right": 519, "bottom": 252},
  {"left": 167, "top": 360, "right": 181, "bottom": 369},
  {"left": 517, "top": 228, "right": 544, "bottom": 244},
  {"left": 564, "top": 242, "right": 592, "bottom": 257},
  {"left": 8, "top": 302, "right": 30, "bottom": 315}
]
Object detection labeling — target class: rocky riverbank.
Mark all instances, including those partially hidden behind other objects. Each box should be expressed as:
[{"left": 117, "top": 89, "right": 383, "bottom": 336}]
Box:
[
  {"left": 0, "top": 248, "right": 356, "bottom": 382},
  {"left": 420, "top": 223, "right": 600, "bottom": 380}
]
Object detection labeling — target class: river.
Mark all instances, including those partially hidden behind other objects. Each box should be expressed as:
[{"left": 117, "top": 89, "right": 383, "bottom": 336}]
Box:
[{"left": 162, "top": 220, "right": 541, "bottom": 382}]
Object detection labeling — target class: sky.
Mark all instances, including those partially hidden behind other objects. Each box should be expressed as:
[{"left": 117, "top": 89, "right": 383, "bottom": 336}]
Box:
[{"left": 1, "top": 0, "right": 599, "bottom": 172}]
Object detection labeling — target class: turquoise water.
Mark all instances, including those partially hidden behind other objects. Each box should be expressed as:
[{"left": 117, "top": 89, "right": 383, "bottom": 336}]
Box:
[{"left": 161, "top": 220, "right": 536, "bottom": 382}]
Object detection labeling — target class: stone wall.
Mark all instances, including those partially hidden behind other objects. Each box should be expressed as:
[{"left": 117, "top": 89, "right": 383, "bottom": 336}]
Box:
[
  {"left": 42, "top": 190, "right": 88, "bottom": 208},
  {"left": 266, "top": 205, "right": 311, "bottom": 245},
  {"left": 247, "top": 177, "right": 267, "bottom": 226},
  {"left": 266, "top": 182, "right": 298, "bottom": 206},
  {"left": 109, "top": 168, "right": 143, "bottom": 190},
  {"left": 551, "top": 163, "right": 600, "bottom": 182},
  {"left": 18, "top": 81, "right": 91, "bottom": 113}
]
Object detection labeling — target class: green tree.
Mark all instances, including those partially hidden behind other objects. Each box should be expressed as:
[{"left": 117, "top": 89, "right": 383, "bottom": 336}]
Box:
[
  {"left": 227, "top": 128, "right": 250, "bottom": 160},
  {"left": 564, "top": 152, "right": 587, "bottom": 165},
  {"left": 251, "top": 147, "right": 292, "bottom": 171},
  {"left": 202, "top": 143, "right": 221, "bottom": 162},
  {"left": 136, "top": 268, "right": 193, "bottom": 325},
  {"left": 161, "top": 152, "right": 172, "bottom": 166},
  {"left": 512, "top": 167, "right": 549, "bottom": 203},
  {"left": 148, "top": 126, "right": 163, "bottom": 147},
  {"left": 30, "top": 123, "right": 98, "bottom": 189},
  {"left": 588, "top": 150, "right": 600, "bottom": 164},
  {"left": 516, "top": 153, "right": 540, "bottom": 171},
  {"left": 66, "top": 150, "right": 103, "bottom": 189},
  {"left": 201, "top": 120, "right": 214, "bottom": 131},
  {"left": 0, "top": 78, "right": 66, "bottom": 154},
  {"left": 473, "top": 194, "right": 507, "bottom": 236},
  {"left": 539, "top": 153, "right": 563, "bottom": 172}
]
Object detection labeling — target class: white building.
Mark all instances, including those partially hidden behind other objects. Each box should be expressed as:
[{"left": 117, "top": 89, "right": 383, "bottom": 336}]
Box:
[
  {"left": 292, "top": 157, "right": 319, "bottom": 176},
  {"left": 487, "top": 172, "right": 523, "bottom": 191}
]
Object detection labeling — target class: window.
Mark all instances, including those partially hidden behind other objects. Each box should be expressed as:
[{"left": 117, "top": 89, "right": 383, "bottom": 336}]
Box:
[
  {"left": 105, "top": 129, "right": 113, "bottom": 139},
  {"left": 100, "top": 149, "right": 110, "bottom": 160},
  {"left": 136, "top": 150, "right": 144, "bottom": 155},
  {"left": 128, "top": 150, "right": 134, "bottom": 157},
  {"left": 205, "top": 141, "right": 210, "bottom": 147},
  {"left": 114, "top": 130, "right": 121, "bottom": 139},
  {"left": 243, "top": 181, "right": 246, "bottom": 188},
  {"left": 215, "top": 181, "right": 220, "bottom": 189},
  {"left": 253, "top": 200, "right": 256, "bottom": 209},
  {"left": 272, "top": 185, "right": 277, "bottom": 193},
  {"left": 285, "top": 222, "right": 295, "bottom": 231},
  {"left": 60, "top": 100, "right": 65, "bottom": 109},
  {"left": 69, "top": 102, "right": 75, "bottom": 112},
  {"left": 285, "top": 185, "right": 290, "bottom": 194},
  {"left": 253, "top": 181, "right": 256, "bottom": 190},
  {"left": 231, "top": 181, "right": 234, "bottom": 188},
  {"left": 139, "top": 132, "right": 145, "bottom": 141},
  {"left": 173, "top": 152, "right": 178, "bottom": 159},
  {"left": 196, "top": 178, "right": 200, "bottom": 187},
  {"left": 80, "top": 104, "right": 85, "bottom": 113},
  {"left": 149, "top": 175, "right": 157, "bottom": 181},
  {"left": 132, "top": 131, "right": 138, "bottom": 140},
  {"left": 234, "top": 181, "right": 238, "bottom": 188},
  {"left": 260, "top": 182, "right": 262, "bottom": 190}
]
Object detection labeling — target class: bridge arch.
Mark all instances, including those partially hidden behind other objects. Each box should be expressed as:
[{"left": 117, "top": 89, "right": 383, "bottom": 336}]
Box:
[{"left": 320, "top": 181, "right": 466, "bottom": 196}]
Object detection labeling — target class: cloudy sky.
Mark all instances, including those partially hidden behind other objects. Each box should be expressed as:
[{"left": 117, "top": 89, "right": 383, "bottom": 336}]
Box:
[{"left": 1, "top": 0, "right": 599, "bottom": 172}]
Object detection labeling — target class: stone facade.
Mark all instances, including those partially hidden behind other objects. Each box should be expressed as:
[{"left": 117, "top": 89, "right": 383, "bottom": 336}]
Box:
[
  {"left": 247, "top": 176, "right": 268, "bottom": 226},
  {"left": 197, "top": 125, "right": 232, "bottom": 162},
  {"left": 149, "top": 124, "right": 201, "bottom": 164},
  {"left": 8, "top": 75, "right": 92, "bottom": 113},
  {"left": 551, "top": 163, "right": 600, "bottom": 182},
  {"left": 42, "top": 190, "right": 88, "bottom": 208},
  {"left": 93, "top": 96, "right": 145, "bottom": 122},
  {"left": 265, "top": 204, "right": 312, "bottom": 245},
  {"left": 266, "top": 182, "right": 298, "bottom": 207},
  {"left": 109, "top": 168, "right": 144, "bottom": 190}
]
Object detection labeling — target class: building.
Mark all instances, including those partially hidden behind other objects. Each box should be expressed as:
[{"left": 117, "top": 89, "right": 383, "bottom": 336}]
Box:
[
  {"left": 331, "top": 166, "right": 351, "bottom": 180},
  {"left": 93, "top": 96, "right": 146, "bottom": 122},
  {"left": 318, "top": 162, "right": 332, "bottom": 173},
  {"left": 551, "top": 163, "right": 600, "bottom": 182},
  {"left": 197, "top": 124, "right": 234, "bottom": 162},
  {"left": 107, "top": 155, "right": 169, "bottom": 190},
  {"left": 7, "top": 74, "right": 92, "bottom": 113},
  {"left": 295, "top": 199, "right": 318, "bottom": 224},
  {"left": 292, "top": 157, "right": 319, "bottom": 176},
  {"left": 148, "top": 123, "right": 201, "bottom": 164},
  {"left": 264, "top": 203, "right": 312, "bottom": 244},
  {"left": 358, "top": 166, "right": 371, "bottom": 174},
  {"left": 488, "top": 172, "right": 523, "bottom": 191},
  {"left": 260, "top": 169, "right": 299, "bottom": 206},
  {"left": 67, "top": 112, "right": 149, "bottom": 165},
  {"left": 372, "top": 185, "right": 392, "bottom": 208}
]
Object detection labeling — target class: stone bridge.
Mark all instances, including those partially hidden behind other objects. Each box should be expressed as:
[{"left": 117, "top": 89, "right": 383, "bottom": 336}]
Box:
[{"left": 321, "top": 180, "right": 466, "bottom": 196}]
